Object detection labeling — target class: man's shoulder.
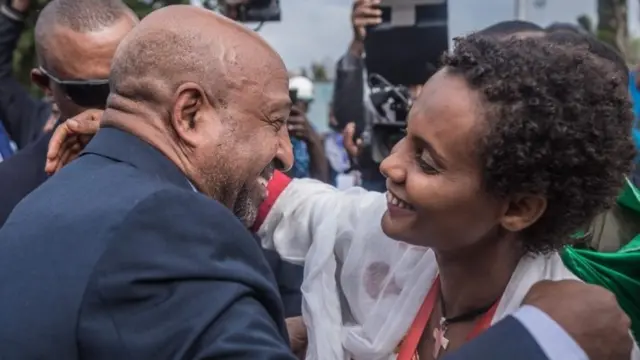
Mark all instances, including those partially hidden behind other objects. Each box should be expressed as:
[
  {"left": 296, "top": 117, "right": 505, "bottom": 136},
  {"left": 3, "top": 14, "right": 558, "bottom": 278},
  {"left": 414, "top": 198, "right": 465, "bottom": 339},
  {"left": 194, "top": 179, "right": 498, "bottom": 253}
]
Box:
[
  {"left": 444, "top": 315, "right": 548, "bottom": 360},
  {"left": 111, "top": 187, "right": 247, "bottom": 245},
  {"left": 120, "top": 187, "right": 235, "bottom": 223},
  {"left": 0, "top": 133, "right": 50, "bottom": 226},
  {"left": 90, "top": 188, "right": 279, "bottom": 313},
  {"left": 0, "top": 132, "right": 48, "bottom": 181}
]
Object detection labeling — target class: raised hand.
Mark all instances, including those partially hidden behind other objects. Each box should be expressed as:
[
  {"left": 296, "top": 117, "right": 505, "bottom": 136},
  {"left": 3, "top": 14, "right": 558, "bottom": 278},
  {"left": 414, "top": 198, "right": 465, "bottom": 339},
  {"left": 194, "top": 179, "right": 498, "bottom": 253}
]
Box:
[{"left": 45, "top": 109, "right": 102, "bottom": 176}]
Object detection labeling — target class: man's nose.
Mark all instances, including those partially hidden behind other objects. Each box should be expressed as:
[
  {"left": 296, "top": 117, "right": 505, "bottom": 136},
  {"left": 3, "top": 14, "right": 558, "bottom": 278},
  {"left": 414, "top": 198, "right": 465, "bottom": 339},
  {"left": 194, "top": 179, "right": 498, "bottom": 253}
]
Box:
[{"left": 275, "top": 132, "right": 294, "bottom": 172}]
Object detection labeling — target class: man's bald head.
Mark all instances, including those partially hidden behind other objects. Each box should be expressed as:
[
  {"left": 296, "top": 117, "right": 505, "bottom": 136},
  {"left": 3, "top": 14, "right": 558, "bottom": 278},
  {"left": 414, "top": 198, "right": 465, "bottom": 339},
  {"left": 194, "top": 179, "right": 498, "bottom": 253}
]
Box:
[
  {"left": 109, "top": 5, "right": 286, "bottom": 109},
  {"left": 106, "top": 5, "right": 293, "bottom": 225}
]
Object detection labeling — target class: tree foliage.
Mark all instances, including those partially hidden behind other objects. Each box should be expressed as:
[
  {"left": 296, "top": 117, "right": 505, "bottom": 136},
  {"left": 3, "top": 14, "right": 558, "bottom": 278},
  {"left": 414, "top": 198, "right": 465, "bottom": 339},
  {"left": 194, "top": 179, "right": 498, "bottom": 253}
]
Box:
[
  {"left": 12, "top": 0, "right": 189, "bottom": 95},
  {"left": 596, "top": 0, "right": 628, "bottom": 57},
  {"left": 310, "top": 62, "right": 328, "bottom": 82}
]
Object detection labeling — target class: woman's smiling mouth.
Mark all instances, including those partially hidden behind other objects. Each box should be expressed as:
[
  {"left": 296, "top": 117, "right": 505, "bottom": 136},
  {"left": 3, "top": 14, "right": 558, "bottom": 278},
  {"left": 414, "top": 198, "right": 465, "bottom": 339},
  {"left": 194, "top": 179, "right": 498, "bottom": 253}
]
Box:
[{"left": 386, "top": 190, "right": 416, "bottom": 217}]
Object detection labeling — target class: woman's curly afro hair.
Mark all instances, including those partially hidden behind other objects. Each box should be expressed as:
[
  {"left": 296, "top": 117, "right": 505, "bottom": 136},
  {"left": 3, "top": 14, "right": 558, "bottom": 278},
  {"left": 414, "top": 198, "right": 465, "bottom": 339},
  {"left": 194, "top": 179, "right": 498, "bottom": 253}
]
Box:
[{"left": 442, "top": 34, "right": 637, "bottom": 253}]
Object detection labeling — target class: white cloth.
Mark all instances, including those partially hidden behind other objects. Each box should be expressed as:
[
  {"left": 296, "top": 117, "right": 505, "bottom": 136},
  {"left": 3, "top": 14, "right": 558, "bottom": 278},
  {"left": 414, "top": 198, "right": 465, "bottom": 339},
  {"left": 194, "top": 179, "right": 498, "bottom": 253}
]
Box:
[{"left": 257, "top": 178, "right": 640, "bottom": 360}]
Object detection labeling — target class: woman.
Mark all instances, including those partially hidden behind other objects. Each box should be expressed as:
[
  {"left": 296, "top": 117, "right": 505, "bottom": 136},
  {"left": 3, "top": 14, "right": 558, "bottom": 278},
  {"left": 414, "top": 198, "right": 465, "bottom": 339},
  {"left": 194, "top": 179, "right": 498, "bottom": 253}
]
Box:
[{"left": 255, "top": 34, "right": 639, "bottom": 359}]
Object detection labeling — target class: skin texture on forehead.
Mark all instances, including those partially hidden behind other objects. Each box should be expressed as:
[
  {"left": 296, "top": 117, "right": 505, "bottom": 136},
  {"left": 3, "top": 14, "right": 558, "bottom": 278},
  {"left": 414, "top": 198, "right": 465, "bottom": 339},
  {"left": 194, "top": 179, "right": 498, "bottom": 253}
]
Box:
[
  {"left": 109, "top": 5, "right": 289, "bottom": 110},
  {"left": 408, "top": 69, "right": 485, "bottom": 169}
]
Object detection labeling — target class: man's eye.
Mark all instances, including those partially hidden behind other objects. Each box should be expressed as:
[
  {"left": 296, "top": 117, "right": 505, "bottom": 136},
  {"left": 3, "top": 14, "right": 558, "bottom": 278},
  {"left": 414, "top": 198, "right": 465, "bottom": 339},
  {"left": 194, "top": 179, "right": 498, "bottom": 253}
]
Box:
[{"left": 271, "top": 118, "right": 285, "bottom": 131}]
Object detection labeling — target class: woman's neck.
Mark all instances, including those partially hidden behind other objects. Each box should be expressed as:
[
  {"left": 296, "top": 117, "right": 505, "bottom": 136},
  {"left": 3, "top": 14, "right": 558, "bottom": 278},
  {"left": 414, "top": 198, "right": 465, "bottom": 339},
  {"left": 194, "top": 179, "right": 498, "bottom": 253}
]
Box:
[{"left": 435, "top": 234, "right": 524, "bottom": 318}]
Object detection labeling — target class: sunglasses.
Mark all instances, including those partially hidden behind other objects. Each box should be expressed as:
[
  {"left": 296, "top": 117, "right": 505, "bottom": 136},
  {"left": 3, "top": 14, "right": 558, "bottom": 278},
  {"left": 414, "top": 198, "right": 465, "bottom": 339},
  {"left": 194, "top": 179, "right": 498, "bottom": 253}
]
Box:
[{"left": 38, "top": 67, "right": 110, "bottom": 108}]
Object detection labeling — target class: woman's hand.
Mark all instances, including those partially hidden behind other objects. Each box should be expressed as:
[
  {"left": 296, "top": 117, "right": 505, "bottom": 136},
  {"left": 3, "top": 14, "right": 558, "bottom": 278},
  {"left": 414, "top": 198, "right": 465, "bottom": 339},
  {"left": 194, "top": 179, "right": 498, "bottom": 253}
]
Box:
[{"left": 45, "top": 109, "right": 102, "bottom": 176}]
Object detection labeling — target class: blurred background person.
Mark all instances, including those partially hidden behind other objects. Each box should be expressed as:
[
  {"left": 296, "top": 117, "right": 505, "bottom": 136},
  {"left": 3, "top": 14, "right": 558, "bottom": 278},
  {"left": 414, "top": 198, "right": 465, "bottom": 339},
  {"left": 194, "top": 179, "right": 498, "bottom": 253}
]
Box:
[
  {"left": 323, "top": 102, "right": 357, "bottom": 188},
  {"left": 0, "top": 0, "right": 57, "bottom": 156},
  {"left": 287, "top": 75, "right": 329, "bottom": 182}
]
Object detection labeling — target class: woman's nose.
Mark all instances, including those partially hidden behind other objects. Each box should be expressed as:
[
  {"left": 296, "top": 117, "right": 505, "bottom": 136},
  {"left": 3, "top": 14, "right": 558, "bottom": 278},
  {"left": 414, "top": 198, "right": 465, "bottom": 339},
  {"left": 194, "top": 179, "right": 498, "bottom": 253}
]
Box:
[{"left": 379, "top": 140, "right": 408, "bottom": 185}]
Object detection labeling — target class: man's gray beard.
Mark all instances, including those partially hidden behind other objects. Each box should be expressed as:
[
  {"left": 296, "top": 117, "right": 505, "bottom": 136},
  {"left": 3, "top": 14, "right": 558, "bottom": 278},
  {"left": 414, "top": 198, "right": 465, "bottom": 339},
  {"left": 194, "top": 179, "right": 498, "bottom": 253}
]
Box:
[
  {"left": 198, "top": 172, "right": 256, "bottom": 228},
  {"left": 233, "top": 185, "right": 258, "bottom": 228}
]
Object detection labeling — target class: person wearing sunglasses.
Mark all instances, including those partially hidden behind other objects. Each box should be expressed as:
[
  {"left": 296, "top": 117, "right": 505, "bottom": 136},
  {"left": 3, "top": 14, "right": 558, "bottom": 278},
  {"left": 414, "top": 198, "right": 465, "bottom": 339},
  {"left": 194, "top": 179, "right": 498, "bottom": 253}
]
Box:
[
  {"left": 0, "top": 0, "right": 138, "bottom": 228},
  {"left": 35, "top": 66, "right": 111, "bottom": 112}
]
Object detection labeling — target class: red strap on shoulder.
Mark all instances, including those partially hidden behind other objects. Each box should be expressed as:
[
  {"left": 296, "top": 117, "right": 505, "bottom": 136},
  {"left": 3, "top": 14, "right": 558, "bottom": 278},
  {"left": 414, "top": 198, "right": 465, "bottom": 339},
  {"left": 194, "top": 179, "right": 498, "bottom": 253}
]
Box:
[
  {"left": 251, "top": 170, "right": 292, "bottom": 232},
  {"left": 397, "top": 277, "right": 440, "bottom": 360}
]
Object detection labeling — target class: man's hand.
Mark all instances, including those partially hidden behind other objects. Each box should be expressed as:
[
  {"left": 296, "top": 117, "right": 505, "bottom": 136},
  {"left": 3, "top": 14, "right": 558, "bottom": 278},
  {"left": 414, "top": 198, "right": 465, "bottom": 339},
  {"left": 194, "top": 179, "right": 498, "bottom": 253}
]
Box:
[
  {"left": 45, "top": 109, "right": 102, "bottom": 176},
  {"left": 288, "top": 106, "right": 317, "bottom": 143},
  {"left": 286, "top": 316, "right": 307, "bottom": 360},
  {"left": 523, "top": 280, "right": 633, "bottom": 360},
  {"left": 10, "top": 0, "right": 30, "bottom": 13},
  {"left": 351, "top": 0, "right": 382, "bottom": 42},
  {"left": 342, "top": 122, "right": 362, "bottom": 159}
]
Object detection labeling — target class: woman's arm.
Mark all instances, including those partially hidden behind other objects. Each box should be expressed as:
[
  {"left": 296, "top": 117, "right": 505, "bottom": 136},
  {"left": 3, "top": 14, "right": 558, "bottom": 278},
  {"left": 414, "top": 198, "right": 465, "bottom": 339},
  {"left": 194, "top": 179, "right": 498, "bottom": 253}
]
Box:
[{"left": 253, "top": 170, "right": 385, "bottom": 265}]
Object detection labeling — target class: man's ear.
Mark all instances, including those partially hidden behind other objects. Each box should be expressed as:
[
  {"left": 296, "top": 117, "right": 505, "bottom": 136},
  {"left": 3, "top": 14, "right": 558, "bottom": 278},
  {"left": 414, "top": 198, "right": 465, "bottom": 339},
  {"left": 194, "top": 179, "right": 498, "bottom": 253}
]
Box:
[
  {"left": 499, "top": 194, "right": 547, "bottom": 232},
  {"left": 170, "top": 83, "right": 219, "bottom": 147},
  {"left": 31, "top": 68, "right": 53, "bottom": 97}
]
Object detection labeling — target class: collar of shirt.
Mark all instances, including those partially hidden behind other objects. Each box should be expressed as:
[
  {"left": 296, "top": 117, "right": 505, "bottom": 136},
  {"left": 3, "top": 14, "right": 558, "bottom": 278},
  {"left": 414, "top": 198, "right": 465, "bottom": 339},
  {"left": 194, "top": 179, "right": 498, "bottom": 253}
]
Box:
[{"left": 187, "top": 179, "right": 198, "bottom": 192}]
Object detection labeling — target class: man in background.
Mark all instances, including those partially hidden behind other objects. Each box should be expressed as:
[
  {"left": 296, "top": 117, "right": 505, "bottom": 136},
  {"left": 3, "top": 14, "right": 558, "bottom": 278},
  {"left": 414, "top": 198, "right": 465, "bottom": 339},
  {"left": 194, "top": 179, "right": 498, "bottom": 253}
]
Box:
[
  {"left": 324, "top": 103, "right": 355, "bottom": 188},
  {"left": 287, "top": 75, "right": 329, "bottom": 182},
  {"left": 0, "top": 0, "right": 137, "bottom": 227},
  {"left": 334, "top": 0, "right": 432, "bottom": 192}
]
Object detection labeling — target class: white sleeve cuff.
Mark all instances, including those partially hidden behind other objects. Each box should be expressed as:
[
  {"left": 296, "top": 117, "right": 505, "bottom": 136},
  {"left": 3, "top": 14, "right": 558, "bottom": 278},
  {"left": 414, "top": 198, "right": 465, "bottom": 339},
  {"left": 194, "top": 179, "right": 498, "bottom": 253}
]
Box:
[{"left": 512, "top": 305, "right": 588, "bottom": 360}]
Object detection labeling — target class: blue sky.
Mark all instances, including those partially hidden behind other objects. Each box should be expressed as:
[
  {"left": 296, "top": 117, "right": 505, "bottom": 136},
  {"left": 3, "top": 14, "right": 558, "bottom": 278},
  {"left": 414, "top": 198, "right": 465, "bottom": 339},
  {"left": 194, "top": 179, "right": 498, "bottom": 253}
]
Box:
[{"left": 252, "top": 0, "right": 640, "bottom": 71}]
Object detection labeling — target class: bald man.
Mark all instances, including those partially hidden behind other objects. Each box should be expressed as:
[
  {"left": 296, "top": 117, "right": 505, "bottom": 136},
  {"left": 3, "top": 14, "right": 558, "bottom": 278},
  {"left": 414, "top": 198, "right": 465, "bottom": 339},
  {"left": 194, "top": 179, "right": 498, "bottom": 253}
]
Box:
[{"left": 0, "top": 5, "right": 296, "bottom": 360}]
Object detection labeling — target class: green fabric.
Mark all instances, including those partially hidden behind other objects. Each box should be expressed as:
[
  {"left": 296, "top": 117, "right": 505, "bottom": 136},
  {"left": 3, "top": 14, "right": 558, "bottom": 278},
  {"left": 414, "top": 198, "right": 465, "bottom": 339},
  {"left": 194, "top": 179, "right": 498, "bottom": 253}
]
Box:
[
  {"left": 562, "top": 178, "right": 640, "bottom": 338},
  {"left": 618, "top": 177, "right": 640, "bottom": 213},
  {"left": 561, "top": 243, "right": 640, "bottom": 338}
]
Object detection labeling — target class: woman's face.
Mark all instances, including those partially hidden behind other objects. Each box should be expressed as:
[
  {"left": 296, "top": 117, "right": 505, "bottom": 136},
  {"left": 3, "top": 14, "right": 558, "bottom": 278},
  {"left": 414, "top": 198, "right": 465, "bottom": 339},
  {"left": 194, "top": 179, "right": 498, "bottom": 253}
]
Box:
[{"left": 379, "top": 69, "right": 507, "bottom": 250}]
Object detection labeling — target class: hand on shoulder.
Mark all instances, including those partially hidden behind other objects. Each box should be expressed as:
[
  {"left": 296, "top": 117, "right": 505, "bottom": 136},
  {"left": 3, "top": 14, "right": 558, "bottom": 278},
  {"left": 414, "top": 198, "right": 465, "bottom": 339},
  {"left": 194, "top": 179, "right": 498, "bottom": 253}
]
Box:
[{"left": 523, "top": 280, "right": 633, "bottom": 360}]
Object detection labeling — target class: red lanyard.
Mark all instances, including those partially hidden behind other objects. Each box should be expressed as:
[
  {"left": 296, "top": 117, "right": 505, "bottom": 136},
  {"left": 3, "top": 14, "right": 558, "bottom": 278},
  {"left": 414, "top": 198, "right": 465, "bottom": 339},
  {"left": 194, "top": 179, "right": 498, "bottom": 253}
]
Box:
[{"left": 396, "top": 276, "right": 499, "bottom": 360}]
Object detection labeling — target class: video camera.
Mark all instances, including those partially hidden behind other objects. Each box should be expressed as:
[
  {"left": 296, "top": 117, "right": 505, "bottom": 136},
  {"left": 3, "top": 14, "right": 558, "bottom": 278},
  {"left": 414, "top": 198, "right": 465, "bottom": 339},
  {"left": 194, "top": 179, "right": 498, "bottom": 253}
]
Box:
[
  {"left": 367, "top": 74, "right": 412, "bottom": 162},
  {"left": 363, "top": 0, "right": 448, "bottom": 162},
  {"left": 209, "top": 0, "right": 281, "bottom": 23}
]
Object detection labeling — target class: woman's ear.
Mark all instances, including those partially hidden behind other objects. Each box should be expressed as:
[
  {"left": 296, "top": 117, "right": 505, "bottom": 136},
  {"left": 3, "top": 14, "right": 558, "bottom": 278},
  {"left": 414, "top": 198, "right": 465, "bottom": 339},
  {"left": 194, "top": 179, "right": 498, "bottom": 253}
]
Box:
[{"left": 499, "top": 194, "right": 547, "bottom": 232}]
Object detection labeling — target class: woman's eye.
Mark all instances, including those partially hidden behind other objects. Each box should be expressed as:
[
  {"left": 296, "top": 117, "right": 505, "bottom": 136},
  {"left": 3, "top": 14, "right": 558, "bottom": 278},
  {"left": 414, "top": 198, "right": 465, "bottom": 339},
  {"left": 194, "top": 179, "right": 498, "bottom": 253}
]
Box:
[{"left": 415, "top": 150, "right": 439, "bottom": 174}]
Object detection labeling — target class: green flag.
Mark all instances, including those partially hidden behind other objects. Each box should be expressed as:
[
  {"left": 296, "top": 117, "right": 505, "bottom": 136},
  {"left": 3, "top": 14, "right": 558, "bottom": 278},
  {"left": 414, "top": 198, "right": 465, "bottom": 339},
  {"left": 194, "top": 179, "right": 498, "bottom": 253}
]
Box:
[{"left": 563, "top": 178, "right": 640, "bottom": 338}]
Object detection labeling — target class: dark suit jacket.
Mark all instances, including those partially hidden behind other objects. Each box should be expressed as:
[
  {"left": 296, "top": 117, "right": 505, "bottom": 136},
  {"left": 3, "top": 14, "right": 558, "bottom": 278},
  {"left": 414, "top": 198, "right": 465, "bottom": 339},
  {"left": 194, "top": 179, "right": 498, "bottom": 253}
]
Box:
[
  {"left": 443, "top": 316, "right": 548, "bottom": 360},
  {"left": 261, "top": 245, "right": 303, "bottom": 318},
  {"left": 0, "top": 6, "right": 51, "bottom": 148},
  {"left": 0, "top": 127, "right": 296, "bottom": 360},
  {"left": 0, "top": 131, "right": 50, "bottom": 227},
  {"left": 0, "top": 131, "right": 304, "bottom": 317}
]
